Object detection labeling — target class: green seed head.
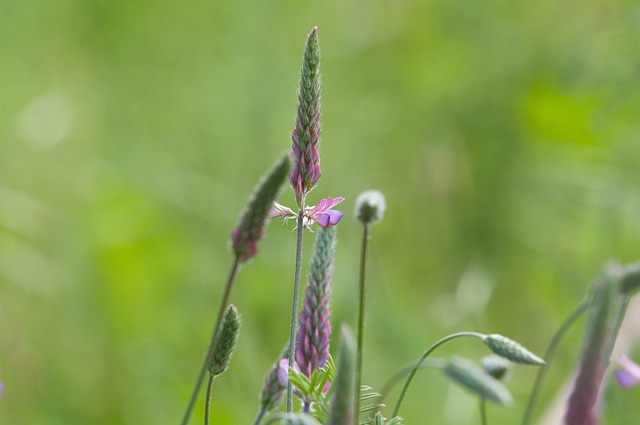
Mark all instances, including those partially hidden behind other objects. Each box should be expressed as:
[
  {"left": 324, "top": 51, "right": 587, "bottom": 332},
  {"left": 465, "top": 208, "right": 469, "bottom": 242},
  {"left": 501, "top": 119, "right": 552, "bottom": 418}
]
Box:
[
  {"left": 443, "top": 356, "right": 513, "bottom": 405},
  {"left": 483, "top": 334, "right": 545, "bottom": 366},
  {"left": 355, "top": 190, "right": 386, "bottom": 225},
  {"left": 209, "top": 305, "right": 241, "bottom": 376},
  {"left": 481, "top": 355, "right": 513, "bottom": 381}
]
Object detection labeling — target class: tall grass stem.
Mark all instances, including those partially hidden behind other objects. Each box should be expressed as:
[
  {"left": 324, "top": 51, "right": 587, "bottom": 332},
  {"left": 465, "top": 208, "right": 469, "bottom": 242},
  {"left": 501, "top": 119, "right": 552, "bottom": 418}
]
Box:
[
  {"left": 204, "top": 373, "right": 215, "bottom": 425},
  {"left": 180, "top": 256, "right": 241, "bottom": 425},
  {"left": 480, "top": 398, "right": 487, "bottom": 425},
  {"left": 355, "top": 224, "right": 370, "bottom": 422},
  {"left": 287, "top": 196, "right": 306, "bottom": 412},
  {"left": 521, "top": 301, "right": 589, "bottom": 425}
]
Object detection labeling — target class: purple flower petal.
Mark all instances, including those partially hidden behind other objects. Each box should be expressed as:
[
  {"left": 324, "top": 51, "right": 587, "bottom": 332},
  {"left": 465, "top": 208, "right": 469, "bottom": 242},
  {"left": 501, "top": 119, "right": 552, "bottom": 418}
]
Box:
[
  {"left": 615, "top": 354, "right": 640, "bottom": 389},
  {"left": 277, "top": 359, "right": 289, "bottom": 387},
  {"left": 268, "top": 202, "right": 295, "bottom": 219},
  {"left": 314, "top": 213, "right": 331, "bottom": 228},
  {"left": 616, "top": 370, "right": 640, "bottom": 389},
  {"left": 325, "top": 210, "right": 344, "bottom": 225},
  {"left": 322, "top": 380, "right": 331, "bottom": 394}
]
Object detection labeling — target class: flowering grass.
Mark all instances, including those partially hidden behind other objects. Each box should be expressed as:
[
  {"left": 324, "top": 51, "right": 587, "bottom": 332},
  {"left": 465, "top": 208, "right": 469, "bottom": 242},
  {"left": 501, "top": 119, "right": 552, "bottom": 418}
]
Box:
[{"left": 177, "top": 27, "right": 640, "bottom": 425}]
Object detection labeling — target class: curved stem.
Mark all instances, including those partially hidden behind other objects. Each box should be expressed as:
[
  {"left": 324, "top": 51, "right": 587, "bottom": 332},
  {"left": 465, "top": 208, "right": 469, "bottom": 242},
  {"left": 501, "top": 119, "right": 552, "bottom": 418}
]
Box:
[
  {"left": 286, "top": 196, "right": 306, "bottom": 412},
  {"left": 376, "top": 360, "right": 442, "bottom": 411},
  {"left": 204, "top": 373, "right": 215, "bottom": 425},
  {"left": 391, "top": 331, "right": 485, "bottom": 418},
  {"left": 355, "top": 224, "right": 370, "bottom": 422},
  {"left": 180, "top": 256, "right": 241, "bottom": 425},
  {"left": 521, "top": 300, "right": 589, "bottom": 425}
]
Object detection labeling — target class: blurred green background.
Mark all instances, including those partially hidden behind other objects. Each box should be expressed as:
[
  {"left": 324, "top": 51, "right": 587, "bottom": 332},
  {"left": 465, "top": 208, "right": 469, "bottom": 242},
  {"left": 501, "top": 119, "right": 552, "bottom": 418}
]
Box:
[{"left": 2, "top": 0, "right": 640, "bottom": 424}]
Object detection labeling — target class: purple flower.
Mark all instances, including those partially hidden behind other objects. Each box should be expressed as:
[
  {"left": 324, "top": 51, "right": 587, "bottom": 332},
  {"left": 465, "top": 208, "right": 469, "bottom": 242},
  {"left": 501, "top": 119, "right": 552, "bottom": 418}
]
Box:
[
  {"left": 290, "top": 27, "right": 322, "bottom": 206},
  {"left": 615, "top": 354, "right": 640, "bottom": 389},
  {"left": 268, "top": 197, "right": 344, "bottom": 230},
  {"left": 277, "top": 358, "right": 290, "bottom": 388},
  {"left": 295, "top": 227, "right": 336, "bottom": 380},
  {"left": 307, "top": 197, "right": 344, "bottom": 228}
]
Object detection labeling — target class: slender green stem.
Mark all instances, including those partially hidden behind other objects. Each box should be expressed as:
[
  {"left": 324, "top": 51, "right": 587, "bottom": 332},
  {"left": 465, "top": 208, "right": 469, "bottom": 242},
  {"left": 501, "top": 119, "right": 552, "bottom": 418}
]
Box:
[
  {"left": 253, "top": 407, "right": 267, "bottom": 425},
  {"left": 391, "top": 331, "right": 485, "bottom": 418},
  {"left": 376, "top": 360, "right": 442, "bottom": 410},
  {"left": 521, "top": 301, "right": 589, "bottom": 425},
  {"left": 180, "top": 256, "right": 242, "bottom": 425},
  {"left": 605, "top": 293, "right": 631, "bottom": 359},
  {"left": 287, "top": 195, "right": 306, "bottom": 412},
  {"left": 204, "top": 373, "right": 215, "bottom": 425},
  {"left": 355, "top": 224, "right": 370, "bottom": 422},
  {"left": 480, "top": 398, "right": 487, "bottom": 425}
]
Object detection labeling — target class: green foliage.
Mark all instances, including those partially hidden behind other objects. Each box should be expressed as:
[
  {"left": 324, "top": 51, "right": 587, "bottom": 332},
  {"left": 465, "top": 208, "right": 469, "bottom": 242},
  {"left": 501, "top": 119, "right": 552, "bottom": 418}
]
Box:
[
  {"left": 288, "top": 355, "right": 336, "bottom": 422},
  {"left": 358, "top": 386, "right": 403, "bottom": 425},
  {"left": 3, "top": 1, "right": 640, "bottom": 424}
]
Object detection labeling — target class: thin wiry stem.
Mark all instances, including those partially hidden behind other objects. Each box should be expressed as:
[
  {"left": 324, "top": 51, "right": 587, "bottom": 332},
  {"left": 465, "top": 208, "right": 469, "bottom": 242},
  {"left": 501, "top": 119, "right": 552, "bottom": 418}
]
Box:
[
  {"left": 355, "top": 224, "right": 370, "bottom": 422},
  {"left": 391, "top": 331, "right": 485, "bottom": 418},
  {"left": 605, "top": 293, "right": 631, "bottom": 361},
  {"left": 204, "top": 373, "right": 215, "bottom": 425},
  {"left": 180, "top": 256, "right": 241, "bottom": 425},
  {"left": 480, "top": 398, "right": 488, "bottom": 425},
  {"left": 287, "top": 194, "right": 306, "bottom": 412},
  {"left": 521, "top": 301, "right": 589, "bottom": 425},
  {"left": 376, "top": 360, "right": 442, "bottom": 411},
  {"left": 253, "top": 407, "right": 267, "bottom": 425}
]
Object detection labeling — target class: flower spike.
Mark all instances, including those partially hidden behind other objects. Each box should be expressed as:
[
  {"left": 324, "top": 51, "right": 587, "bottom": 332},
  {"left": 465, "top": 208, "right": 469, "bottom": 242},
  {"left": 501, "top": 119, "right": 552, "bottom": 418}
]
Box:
[
  {"left": 295, "top": 226, "right": 337, "bottom": 378},
  {"left": 231, "top": 155, "right": 290, "bottom": 263},
  {"left": 290, "top": 27, "right": 322, "bottom": 206}
]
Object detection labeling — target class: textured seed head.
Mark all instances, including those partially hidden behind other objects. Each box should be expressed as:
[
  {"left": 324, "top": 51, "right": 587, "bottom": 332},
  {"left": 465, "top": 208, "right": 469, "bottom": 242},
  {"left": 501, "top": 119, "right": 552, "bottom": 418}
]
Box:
[
  {"left": 483, "top": 334, "right": 545, "bottom": 366},
  {"left": 209, "top": 305, "right": 241, "bottom": 376},
  {"left": 231, "top": 155, "right": 290, "bottom": 263},
  {"left": 355, "top": 190, "right": 386, "bottom": 226},
  {"left": 295, "top": 226, "right": 337, "bottom": 378},
  {"left": 327, "top": 326, "right": 356, "bottom": 425},
  {"left": 443, "top": 357, "right": 513, "bottom": 405},
  {"left": 481, "top": 355, "right": 512, "bottom": 381},
  {"left": 290, "top": 27, "right": 322, "bottom": 206},
  {"left": 259, "top": 345, "right": 289, "bottom": 415}
]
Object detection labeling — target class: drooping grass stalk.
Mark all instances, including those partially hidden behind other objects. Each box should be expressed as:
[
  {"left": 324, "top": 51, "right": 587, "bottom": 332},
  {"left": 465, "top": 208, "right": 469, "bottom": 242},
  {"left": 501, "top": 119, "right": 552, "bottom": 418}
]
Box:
[
  {"left": 376, "top": 360, "right": 441, "bottom": 409},
  {"left": 287, "top": 197, "right": 306, "bottom": 412},
  {"left": 180, "top": 156, "right": 289, "bottom": 425},
  {"left": 391, "top": 331, "right": 485, "bottom": 417},
  {"left": 180, "top": 257, "right": 241, "bottom": 425},
  {"left": 521, "top": 300, "right": 589, "bottom": 425}
]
